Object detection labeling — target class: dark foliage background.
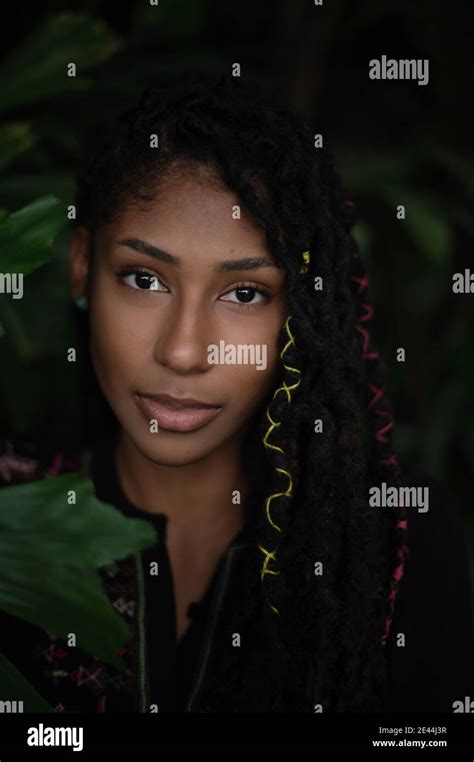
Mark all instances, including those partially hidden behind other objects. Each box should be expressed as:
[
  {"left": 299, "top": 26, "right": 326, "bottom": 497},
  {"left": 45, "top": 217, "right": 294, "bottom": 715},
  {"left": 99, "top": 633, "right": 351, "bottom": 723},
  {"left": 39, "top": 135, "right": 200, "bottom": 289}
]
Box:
[{"left": 1, "top": 0, "right": 472, "bottom": 594}]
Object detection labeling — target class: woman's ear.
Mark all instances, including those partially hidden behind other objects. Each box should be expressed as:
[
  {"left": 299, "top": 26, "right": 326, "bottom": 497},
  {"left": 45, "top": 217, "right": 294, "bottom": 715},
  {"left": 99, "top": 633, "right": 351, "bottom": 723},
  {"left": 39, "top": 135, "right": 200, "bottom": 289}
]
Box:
[{"left": 69, "top": 226, "right": 91, "bottom": 302}]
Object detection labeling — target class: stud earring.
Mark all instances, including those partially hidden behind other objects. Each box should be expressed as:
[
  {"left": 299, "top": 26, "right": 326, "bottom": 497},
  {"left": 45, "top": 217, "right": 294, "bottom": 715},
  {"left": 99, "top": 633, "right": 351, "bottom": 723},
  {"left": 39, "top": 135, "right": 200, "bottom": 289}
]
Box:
[{"left": 75, "top": 296, "right": 88, "bottom": 310}]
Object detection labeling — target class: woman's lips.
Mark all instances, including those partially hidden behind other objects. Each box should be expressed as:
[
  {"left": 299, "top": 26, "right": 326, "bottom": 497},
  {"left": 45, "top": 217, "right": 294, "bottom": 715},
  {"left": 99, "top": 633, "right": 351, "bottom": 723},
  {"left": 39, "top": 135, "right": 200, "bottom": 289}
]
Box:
[{"left": 135, "top": 393, "right": 222, "bottom": 433}]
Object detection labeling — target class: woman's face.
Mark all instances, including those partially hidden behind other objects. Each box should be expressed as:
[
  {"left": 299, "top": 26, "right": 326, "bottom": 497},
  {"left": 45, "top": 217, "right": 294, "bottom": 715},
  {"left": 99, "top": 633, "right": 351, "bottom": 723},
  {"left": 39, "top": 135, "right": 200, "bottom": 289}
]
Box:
[{"left": 70, "top": 169, "right": 288, "bottom": 466}]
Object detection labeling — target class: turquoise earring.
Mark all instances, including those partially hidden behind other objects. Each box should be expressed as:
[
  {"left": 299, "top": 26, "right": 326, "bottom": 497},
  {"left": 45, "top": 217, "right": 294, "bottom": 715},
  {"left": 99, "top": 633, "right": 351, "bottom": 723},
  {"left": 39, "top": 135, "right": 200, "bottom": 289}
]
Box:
[{"left": 75, "top": 296, "right": 88, "bottom": 311}]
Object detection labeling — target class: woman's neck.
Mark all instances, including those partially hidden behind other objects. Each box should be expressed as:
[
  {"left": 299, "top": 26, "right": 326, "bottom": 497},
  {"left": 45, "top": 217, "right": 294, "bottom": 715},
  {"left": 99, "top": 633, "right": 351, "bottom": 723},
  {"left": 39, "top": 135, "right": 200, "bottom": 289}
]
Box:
[{"left": 114, "top": 428, "right": 249, "bottom": 553}]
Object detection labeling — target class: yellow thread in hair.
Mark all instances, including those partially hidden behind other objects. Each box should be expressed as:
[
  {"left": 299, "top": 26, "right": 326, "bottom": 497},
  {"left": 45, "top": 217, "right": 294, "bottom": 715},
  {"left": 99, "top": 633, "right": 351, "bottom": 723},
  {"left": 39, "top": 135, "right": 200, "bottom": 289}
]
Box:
[
  {"left": 273, "top": 317, "right": 301, "bottom": 402},
  {"left": 274, "top": 377, "right": 299, "bottom": 402},
  {"left": 299, "top": 249, "right": 311, "bottom": 274},
  {"left": 259, "top": 544, "right": 280, "bottom": 579},
  {"left": 263, "top": 408, "right": 284, "bottom": 453},
  {"left": 264, "top": 467, "right": 293, "bottom": 532},
  {"left": 259, "top": 314, "right": 303, "bottom": 617}
]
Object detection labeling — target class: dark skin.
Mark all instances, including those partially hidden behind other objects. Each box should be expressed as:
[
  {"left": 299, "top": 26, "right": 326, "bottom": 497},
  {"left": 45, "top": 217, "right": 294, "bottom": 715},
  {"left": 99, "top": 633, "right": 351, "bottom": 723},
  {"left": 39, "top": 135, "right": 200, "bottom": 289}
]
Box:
[{"left": 69, "top": 167, "right": 287, "bottom": 640}]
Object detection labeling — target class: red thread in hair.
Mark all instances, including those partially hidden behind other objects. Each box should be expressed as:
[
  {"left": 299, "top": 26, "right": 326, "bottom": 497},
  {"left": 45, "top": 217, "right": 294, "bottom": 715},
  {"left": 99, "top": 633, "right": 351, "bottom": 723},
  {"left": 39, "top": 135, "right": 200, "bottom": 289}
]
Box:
[
  {"left": 373, "top": 410, "right": 395, "bottom": 444},
  {"left": 360, "top": 302, "right": 374, "bottom": 322},
  {"left": 376, "top": 454, "right": 398, "bottom": 466},
  {"left": 345, "top": 204, "right": 409, "bottom": 649},
  {"left": 355, "top": 324, "right": 380, "bottom": 360},
  {"left": 351, "top": 274, "right": 369, "bottom": 294},
  {"left": 368, "top": 383, "right": 385, "bottom": 408},
  {"left": 380, "top": 541, "right": 409, "bottom": 646}
]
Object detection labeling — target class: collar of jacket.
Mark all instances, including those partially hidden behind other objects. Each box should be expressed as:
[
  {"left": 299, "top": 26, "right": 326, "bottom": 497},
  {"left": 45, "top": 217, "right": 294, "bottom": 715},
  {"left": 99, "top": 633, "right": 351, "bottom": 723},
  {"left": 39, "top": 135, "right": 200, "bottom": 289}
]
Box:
[
  {"left": 132, "top": 529, "right": 253, "bottom": 713},
  {"left": 81, "top": 440, "right": 259, "bottom": 711}
]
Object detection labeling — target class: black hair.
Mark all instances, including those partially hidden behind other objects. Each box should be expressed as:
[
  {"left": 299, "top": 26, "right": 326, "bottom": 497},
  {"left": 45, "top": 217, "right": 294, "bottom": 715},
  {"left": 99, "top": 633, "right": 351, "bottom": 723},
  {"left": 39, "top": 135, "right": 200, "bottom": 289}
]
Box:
[{"left": 73, "top": 72, "right": 408, "bottom": 711}]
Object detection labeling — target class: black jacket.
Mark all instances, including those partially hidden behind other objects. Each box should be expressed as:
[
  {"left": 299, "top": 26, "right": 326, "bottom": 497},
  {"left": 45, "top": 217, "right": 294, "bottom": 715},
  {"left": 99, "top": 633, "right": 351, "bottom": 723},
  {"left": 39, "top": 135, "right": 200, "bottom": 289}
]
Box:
[{"left": 0, "top": 435, "right": 473, "bottom": 712}]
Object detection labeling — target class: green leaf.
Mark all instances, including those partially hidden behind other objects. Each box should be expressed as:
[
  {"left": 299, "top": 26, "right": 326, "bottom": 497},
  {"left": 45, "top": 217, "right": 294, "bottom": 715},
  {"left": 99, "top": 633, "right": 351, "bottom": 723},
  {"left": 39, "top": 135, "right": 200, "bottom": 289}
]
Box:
[
  {"left": 405, "top": 204, "right": 452, "bottom": 265},
  {"left": 0, "top": 123, "right": 37, "bottom": 172},
  {"left": 429, "top": 144, "right": 474, "bottom": 199},
  {"left": 383, "top": 188, "right": 453, "bottom": 266},
  {"left": 0, "top": 13, "right": 120, "bottom": 114},
  {"left": 0, "top": 195, "right": 66, "bottom": 274},
  {"left": 0, "top": 172, "right": 74, "bottom": 210},
  {"left": 352, "top": 221, "right": 373, "bottom": 259},
  {"left": 339, "top": 151, "right": 412, "bottom": 191},
  {"left": 133, "top": 0, "right": 207, "bottom": 39},
  {"left": 0, "top": 652, "right": 53, "bottom": 711},
  {"left": 0, "top": 473, "right": 157, "bottom": 669}
]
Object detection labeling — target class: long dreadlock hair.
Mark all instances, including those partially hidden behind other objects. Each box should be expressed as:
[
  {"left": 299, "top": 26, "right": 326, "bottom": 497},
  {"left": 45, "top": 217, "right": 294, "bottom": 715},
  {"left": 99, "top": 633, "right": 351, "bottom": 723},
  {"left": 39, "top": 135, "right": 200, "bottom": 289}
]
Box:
[{"left": 73, "top": 72, "right": 409, "bottom": 712}]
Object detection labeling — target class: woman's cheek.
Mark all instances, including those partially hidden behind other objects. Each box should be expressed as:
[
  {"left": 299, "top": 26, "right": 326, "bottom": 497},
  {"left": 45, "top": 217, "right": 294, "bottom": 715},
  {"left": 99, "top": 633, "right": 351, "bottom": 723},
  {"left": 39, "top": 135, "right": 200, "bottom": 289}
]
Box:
[
  {"left": 219, "top": 342, "right": 279, "bottom": 405},
  {"left": 89, "top": 321, "right": 135, "bottom": 398}
]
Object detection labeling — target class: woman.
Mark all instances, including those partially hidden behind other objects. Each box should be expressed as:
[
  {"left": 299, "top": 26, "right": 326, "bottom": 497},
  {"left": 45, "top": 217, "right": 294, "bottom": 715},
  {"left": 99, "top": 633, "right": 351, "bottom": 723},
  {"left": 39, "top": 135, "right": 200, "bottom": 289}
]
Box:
[{"left": 1, "top": 72, "right": 473, "bottom": 713}]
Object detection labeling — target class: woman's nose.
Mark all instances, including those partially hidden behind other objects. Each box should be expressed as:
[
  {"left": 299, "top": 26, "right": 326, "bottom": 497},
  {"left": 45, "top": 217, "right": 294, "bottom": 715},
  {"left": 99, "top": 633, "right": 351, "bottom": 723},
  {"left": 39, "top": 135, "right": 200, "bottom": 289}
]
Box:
[{"left": 153, "top": 304, "right": 213, "bottom": 374}]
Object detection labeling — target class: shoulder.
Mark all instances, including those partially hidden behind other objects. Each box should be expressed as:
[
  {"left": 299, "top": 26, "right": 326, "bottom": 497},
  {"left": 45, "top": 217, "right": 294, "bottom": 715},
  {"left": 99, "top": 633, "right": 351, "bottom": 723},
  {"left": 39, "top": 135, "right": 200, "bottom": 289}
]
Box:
[{"left": 385, "top": 464, "right": 474, "bottom": 711}]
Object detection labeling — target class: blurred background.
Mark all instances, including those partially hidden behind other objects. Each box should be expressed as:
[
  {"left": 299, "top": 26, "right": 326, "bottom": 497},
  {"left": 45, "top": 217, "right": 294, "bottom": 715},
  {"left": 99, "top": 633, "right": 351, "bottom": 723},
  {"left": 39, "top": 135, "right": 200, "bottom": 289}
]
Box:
[{"left": 0, "top": 0, "right": 472, "bottom": 591}]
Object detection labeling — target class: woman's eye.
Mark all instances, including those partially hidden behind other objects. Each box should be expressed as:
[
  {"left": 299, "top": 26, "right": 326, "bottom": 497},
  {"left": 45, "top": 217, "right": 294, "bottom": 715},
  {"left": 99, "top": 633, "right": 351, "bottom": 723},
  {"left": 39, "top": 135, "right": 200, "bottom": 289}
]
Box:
[
  {"left": 220, "top": 285, "right": 270, "bottom": 307},
  {"left": 119, "top": 270, "right": 165, "bottom": 291},
  {"left": 117, "top": 272, "right": 270, "bottom": 306}
]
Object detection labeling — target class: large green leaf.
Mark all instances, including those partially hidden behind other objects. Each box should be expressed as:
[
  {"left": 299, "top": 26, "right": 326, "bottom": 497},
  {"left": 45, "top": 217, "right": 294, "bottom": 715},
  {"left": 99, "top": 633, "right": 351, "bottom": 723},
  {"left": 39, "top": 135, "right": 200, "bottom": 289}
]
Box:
[
  {"left": 0, "top": 473, "right": 157, "bottom": 670},
  {"left": 0, "top": 195, "right": 66, "bottom": 274},
  {"left": 0, "top": 653, "right": 53, "bottom": 712},
  {"left": 0, "top": 14, "right": 120, "bottom": 114}
]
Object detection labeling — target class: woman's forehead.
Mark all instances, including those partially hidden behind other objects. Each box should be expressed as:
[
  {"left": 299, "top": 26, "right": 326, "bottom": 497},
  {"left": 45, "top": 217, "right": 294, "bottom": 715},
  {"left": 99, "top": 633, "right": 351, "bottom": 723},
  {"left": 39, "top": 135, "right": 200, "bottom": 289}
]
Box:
[{"left": 96, "top": 176, "right": 279, "bottom": 267}]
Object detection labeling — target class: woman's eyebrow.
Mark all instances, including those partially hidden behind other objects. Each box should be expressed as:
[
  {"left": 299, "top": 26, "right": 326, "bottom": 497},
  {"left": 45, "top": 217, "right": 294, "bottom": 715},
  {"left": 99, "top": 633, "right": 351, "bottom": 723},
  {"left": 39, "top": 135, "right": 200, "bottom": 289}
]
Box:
[{"left": 116, "top": 237, "right": 280, "bottom": 272}]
